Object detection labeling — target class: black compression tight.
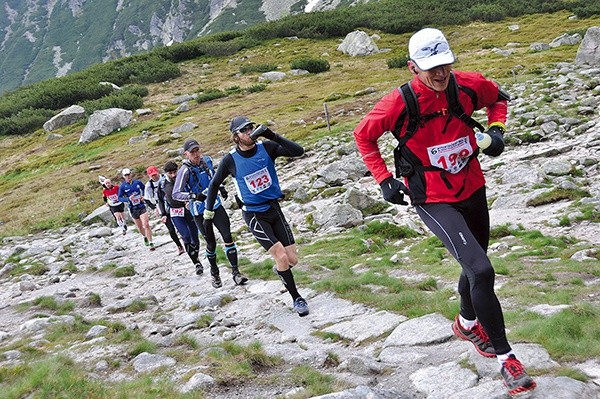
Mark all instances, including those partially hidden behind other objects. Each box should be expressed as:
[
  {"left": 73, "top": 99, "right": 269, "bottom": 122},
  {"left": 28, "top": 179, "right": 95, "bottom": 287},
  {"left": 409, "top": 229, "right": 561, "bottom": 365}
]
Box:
[{"left": 415, "top": 186, "right": 510, "bottom": 354}]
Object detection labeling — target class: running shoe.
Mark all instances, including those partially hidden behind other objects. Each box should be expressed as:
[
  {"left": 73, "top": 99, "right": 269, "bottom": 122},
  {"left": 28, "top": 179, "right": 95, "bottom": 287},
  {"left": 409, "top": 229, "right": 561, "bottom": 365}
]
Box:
[
  {"left": 149, "top": 242, "right": 155, "bottom": 251},
  {"left": 500, "top": 355, "right": 537, "bottom": 397},
  {"left": 210, "top": 267, "right": 222, "bottom": 288},
  {"left": 232, "top": 271, "right": 248, "bottom": 286},
  {"left": 452, "top": 315, "right": 496, "bottom": 358},
  {"left": 195, "top": 263, "right": 204, "bottom": 275},
  {"left": 293, "top": 297, "right": 309, "bottom": 317},
  {"left": 122, "top": 227, "right": 127, "bottom": 236},
  {"left": 144, "top": 237, "right": 150, "bottom": 246},
  {"left": 177, "top": 246, "right": 185, "bottom": 256}
]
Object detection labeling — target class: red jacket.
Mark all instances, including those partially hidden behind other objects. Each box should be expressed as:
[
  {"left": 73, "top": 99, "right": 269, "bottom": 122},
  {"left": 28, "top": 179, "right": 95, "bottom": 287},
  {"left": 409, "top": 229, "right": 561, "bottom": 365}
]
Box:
[{"left": 354, "top": 70, "right": 507, "bottom": 204}]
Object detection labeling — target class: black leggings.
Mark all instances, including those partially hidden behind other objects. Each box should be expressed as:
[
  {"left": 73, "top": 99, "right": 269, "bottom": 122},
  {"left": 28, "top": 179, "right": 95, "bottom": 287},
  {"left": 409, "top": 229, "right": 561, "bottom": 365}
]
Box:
[
  {"left": 193, "top": 206, "right": 233, "bottom": 253},
  {"left": 415, "top": 186, "right": 510, "bottom": 354},
  {"left": 164, "top": 215, "right": 182, "bottom": 248}
]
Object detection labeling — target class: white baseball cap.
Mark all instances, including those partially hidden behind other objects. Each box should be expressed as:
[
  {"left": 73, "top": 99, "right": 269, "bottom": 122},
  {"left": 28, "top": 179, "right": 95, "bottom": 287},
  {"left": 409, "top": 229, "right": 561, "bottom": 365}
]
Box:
[
  {"left": 122, "top": 168, "right": 131, "bottom": 176},
  {"left": 409, "top": 28, "right": 455, "bottom": 71}
]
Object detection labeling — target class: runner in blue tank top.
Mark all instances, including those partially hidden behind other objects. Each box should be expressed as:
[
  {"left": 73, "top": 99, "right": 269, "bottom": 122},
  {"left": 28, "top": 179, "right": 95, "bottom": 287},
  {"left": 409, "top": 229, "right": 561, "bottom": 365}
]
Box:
[{"left": 204, "top": 116, "right": 309, "bottom": 317}]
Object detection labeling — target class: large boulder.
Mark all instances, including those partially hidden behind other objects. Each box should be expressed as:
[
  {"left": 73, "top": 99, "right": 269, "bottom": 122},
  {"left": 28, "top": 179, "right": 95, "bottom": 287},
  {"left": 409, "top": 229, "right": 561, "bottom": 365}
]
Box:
[
  {"left": 43, "top": 105, "right": 85, "bottom": 132},
  {"left": 79, "top": 108, "right": 132, "bottom": 144},
  {"left": 575, "top": 26, "right": 600, "bottom": 66},
  {"left": 337, "top": 30, "right": 379, "bottom": 57}
]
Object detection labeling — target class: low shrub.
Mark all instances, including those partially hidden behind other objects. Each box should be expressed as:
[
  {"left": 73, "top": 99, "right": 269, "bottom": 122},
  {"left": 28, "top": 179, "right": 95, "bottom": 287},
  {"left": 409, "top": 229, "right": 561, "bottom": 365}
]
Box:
[{"left": 290, "top": 58, "right": 330, "bottom": 74}]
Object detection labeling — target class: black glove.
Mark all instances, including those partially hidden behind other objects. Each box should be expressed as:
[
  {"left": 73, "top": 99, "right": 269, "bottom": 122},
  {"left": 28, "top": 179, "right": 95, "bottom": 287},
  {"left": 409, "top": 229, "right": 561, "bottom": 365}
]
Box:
[
  {"left": 379, "top": 177, "right": 409, "bottom": 205},
  {"left": 219, "top": 186, "right": 228, "bottom": 200},
  {"left": 482, "top": 126, "right": 505, "bottom": 157},
  {"left": 249, "top": 124, "right": 275, "bottom": 141},
  {"left": 190, "top": 192, "right": 207, "bottom": 202}
]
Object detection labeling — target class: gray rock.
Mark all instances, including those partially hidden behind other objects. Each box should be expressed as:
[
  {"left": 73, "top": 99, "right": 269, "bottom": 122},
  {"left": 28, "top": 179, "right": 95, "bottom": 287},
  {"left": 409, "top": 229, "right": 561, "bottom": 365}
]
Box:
[
  {"left": 175, "top": 101, "right": 189, "bottom": 112},
  {"left": 410, "top": 361, "right": 478, "bottom": 398},
  {"left": 3, "top": 350, "right": 21, "bottom": 360},
  {"left": 46, "top": 133, "right": 64, "bottom": 140},
  {"left": 529, "top": 304, "right": 570, "bottom": 316},
  {"left": 89, "top": 227, "right": 113, "bottom": 238},
  {"left": 337, "top": 30, "right": 379, "bottom": 56},
  {"left": 171, "top": 94, "right": 196, "bottom": 104},
  {"left": 308, "top": 385, "right": 403, "bottom": 399},
  {"left": 132, "top": 352, "right": 176, "bottom": 373},
  {"left": 383, "top": 313, "right": 452, "bottom": 348},
  {"left": 82, "top": 205, "right": 118, "bottom": 226},
  {"left": 43, "top": 105, "right": 85, "bottom": 132},
  {"left": 550, "top": 33, "right": 581, "bottom": 48},
  {"left": 171, "top": 122, "right": 198, "bottom": 134},
  {"left": 543, "top": 159, "right": 572, "bottom": 176},
  {"left": 79, "top": 108, "right": 132, "bottom": 144},
  {"left": 322, "top": 310, "right": 405, "bottom": 344},
  {"left": 530, "top": 42, "right": 551, "bottom": 51},
  {"left": 576, "top": 26, "right": 600, "bottom": 66},
  {"left": 259, "top": 71, "right": 286, "bottom": 82},
  {"left": 85, "top": 325, "right": 109, "bottom": 340},
  {"left": 180, "top": 372, "right": 215, "bottom": 393},
  {"left": 313, "top": 204, "right": 362, "bottom": 229},
  {"left": 337, "top": 355, "right": 384, "bottom": 375}
]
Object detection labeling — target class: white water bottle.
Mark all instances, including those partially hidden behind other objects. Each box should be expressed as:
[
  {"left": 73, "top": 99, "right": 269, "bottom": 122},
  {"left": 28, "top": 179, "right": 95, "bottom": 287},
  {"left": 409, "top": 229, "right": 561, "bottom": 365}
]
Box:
[{"left": 475, "top": 132, "right": 492, "bottom": 149}]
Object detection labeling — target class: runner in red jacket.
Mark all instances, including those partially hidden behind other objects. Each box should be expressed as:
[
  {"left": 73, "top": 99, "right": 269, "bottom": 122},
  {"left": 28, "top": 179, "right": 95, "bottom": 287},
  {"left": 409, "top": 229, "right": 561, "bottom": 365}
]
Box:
[{"left": 354, "top": 28, "right": 535, "bottom": 397}]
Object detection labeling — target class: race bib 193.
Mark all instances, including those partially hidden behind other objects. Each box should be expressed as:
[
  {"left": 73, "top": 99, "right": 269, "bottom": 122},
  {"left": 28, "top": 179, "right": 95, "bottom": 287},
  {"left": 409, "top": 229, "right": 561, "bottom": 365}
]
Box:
[
  {"left": 427, "top": 137, "right": 474, "bottom": 174},
  {"left": 170, "top": 207, "right": 185, "bottom": 217},
  {"left": 243, "top": 167, "right": 272, "bottom": 194}
]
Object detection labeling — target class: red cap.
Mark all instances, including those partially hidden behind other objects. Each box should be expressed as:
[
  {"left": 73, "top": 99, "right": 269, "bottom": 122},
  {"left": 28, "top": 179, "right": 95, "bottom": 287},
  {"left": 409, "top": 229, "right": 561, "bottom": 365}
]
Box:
[{"left": 146, "top": 165, "right": 159, "bottom": 177}]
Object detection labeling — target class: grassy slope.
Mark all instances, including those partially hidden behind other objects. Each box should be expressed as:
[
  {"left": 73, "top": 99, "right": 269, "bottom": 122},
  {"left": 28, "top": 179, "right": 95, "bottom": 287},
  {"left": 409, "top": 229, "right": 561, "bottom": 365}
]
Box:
[{"left": 0, "top": 10, "right": 598, "bottom": 237}]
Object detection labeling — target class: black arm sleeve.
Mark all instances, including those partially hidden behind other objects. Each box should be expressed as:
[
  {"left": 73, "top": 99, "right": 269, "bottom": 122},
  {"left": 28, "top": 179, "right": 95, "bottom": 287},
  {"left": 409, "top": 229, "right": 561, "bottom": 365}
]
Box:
[
  {"left": 156, "top": 186, "right": 167, "bottom": 216},
  {"left": 205, "top": 154, "right": 235, "bottom": 211},
  {"left": 264, "top": 134, "right": 304, "bottom": 159}
]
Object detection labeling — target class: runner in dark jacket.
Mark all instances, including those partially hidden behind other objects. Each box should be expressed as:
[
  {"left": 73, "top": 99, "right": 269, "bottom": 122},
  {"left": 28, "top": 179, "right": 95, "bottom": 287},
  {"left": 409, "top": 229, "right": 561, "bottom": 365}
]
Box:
[
  {"left": 172, "top": 139, "right": 248, "bottom": 288},
  {"left": 157, "top": 161, "right": 203, "bottom": 272}
]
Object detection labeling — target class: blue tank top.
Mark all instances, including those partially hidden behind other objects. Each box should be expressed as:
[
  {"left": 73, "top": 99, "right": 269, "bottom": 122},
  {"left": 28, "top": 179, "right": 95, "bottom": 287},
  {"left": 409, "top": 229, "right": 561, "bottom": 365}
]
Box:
[
  {"left": 231, "top": 143, "right": 282, "bottom": 212},
  {"left": 183, "top": 156, "right": 221, "bottom": 216}
]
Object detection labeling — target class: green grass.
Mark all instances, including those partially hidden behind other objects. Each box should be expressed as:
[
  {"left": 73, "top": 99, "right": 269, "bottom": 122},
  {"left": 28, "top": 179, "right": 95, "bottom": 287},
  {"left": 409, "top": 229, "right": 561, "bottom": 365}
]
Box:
[
  {"left": 0, "top": 355, "right": 200, "bottom": 399},
  {"left": 289, "top": 365, "right": 340, "bottom": 397},
  {"left": 205, "top": 341, "right": 281, "bottom": 384},
  {"left": 508, "top": 304, "right": 600, "bottom": 361}
]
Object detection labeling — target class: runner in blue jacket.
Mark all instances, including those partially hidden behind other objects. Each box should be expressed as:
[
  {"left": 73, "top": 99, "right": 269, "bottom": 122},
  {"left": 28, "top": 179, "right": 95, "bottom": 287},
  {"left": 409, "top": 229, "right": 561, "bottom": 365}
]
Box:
[{"left": 118, "top": 168, "right": 154, "bottom": 250}]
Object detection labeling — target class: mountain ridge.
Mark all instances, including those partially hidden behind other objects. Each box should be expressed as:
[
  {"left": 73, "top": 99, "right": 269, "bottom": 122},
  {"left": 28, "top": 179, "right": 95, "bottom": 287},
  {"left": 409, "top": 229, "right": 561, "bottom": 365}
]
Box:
[{"left": 0, "top": 0, "right": 366, "bottom": 94}]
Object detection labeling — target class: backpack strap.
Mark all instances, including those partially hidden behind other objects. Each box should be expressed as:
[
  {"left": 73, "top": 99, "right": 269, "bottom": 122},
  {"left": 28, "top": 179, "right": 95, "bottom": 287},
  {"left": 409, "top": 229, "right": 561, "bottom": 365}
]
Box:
[
  {"left": 447, "top": 73, "right": 485, "bottom": 133},
  {"left": 393, "top": 82, "right": 419, "bottom": 146}
]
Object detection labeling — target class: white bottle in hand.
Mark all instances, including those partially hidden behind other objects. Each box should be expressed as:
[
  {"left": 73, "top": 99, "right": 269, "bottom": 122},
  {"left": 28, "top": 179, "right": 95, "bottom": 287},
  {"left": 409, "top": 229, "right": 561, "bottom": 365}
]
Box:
[{"left": 475, "top": 132, "right": 492, "bottom": 149}]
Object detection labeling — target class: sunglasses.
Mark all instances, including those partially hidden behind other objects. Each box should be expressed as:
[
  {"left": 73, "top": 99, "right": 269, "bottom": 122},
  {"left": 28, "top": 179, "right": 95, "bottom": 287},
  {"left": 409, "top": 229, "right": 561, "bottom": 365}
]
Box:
[{"left": 237, "top": 125, "right": 254, "bottom": 134}]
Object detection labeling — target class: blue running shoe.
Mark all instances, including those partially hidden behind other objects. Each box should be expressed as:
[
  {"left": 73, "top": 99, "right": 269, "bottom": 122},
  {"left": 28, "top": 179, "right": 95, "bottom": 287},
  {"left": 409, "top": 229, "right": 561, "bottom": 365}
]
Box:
[{"left": 293, "top": 297, "right": 309, "bottom": 317}]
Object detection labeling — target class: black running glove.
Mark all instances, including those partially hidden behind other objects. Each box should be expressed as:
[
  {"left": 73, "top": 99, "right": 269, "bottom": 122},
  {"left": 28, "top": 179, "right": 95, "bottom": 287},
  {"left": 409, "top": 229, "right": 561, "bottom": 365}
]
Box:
[
  {"left": 219, "top": 186, "right": 228, "bottom": 200},
  {"left": 190, "top": 192, "right": 207, "bottom": 202},
  {"left": 379, "top": 177, "right": 409, "bottom": 205},
  {"left": 482, "top": 126, "right": 505, "bottom": 157}
]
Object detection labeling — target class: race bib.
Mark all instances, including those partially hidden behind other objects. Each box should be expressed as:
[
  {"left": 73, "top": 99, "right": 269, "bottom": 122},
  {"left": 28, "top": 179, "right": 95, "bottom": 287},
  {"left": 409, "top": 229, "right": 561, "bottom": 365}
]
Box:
[
  {"left": 170, "top": 207, "right": 185, "bottom": 217},
  {"left": 427, "top": 137, "right": 474, "bottom": 174},
  {"left": 108, "top": 194, "right": 118, "bottom": 202},
  {"left": 243, "top": 167, "right": 272, "bottom": 194},
  {"left": 131, "top": 194, "right": 141, "bottom": 205}
]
